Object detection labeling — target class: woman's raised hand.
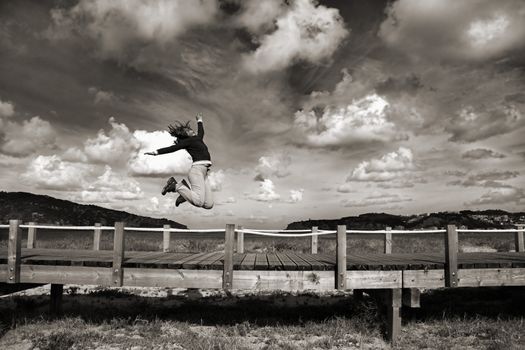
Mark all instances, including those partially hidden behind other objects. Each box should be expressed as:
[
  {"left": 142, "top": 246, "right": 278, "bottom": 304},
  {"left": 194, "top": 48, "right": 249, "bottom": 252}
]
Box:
[{"left": 196, "top": 112, "right": 203, "bottom": 122}]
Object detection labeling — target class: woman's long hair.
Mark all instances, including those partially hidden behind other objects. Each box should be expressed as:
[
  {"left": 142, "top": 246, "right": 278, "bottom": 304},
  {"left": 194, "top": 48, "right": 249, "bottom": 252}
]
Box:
[{"left": 168, "top": 121, "right": 193, "bottom": 139}]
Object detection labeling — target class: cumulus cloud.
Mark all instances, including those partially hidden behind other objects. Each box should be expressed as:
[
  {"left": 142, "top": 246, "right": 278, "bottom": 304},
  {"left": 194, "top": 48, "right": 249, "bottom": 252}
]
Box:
[
  {"left": 446, "top": 105, "right": 523, "bottom": 143},
  {"left": 75, "top": 165, "right": 143, "bottom": 203},
  {"left": 294, "top": 94, "right": 404, "bottom": 148},
  {"left": 48, "top": 0, "right": 219, "bottom": 63},
  {"left": 462, "top": 148, "right": 506, "bottom": 160},
  {"left": 1, "top": 116, "right": 57, "bottom": 157},
  {"left": 347, "top": 147, "right": 415, "bottom": 182},
  {"left": 129, "top": 129, "right": 192, "bottom": 177},
  {"left": 235, "top": 0, "right": 284, "bottom": 34},
  {"left": 254, "top": 154, "right": 292, "bottom": 181},
  {"left": 249, "top": 179, "right": 280, "bottom": 202},
  {"left": 243, "top": 0, "right": 348, "bottom": 73},
  {"left": 379, "top": 0, "right": 525, "bottom": 61},
  {"left": 83, "top": 117, "right": 140, "bottom": 165},
  {"left": 466, "top": 187, "right": 524, "bottom": 206},
  {"left": 22, "top": 155, "right": 90, "bottom": 191}
]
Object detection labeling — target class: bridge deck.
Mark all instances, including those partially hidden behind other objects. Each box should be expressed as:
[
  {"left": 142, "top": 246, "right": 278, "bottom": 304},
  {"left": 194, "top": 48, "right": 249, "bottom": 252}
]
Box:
[{"left": 1, "top": 249, "right": 525, "bottom": 270}]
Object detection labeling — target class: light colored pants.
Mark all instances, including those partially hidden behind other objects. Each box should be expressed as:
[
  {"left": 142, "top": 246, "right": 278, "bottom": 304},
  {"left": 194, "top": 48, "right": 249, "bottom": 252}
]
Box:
[{"left": 176, "top": 164, "right": 214, "bottom": 209}]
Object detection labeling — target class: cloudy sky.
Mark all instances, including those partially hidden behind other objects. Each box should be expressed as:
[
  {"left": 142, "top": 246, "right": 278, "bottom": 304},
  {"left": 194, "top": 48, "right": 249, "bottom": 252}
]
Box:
[{"left": 1, "top": 0, "right": 524, "bottom": 228}]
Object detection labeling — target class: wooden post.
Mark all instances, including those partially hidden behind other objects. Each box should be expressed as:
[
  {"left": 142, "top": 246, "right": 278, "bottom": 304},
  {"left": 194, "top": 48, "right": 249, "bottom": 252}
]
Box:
[
  {"left": 386, "top": 289, "right": 402, "bottom": 343},
  {"left": 27, "top": 222, "right": 36, "bottom": 249},
  {"left": 311, "top": 226, "right": 318, "bottom": 254},
  {"left": 50, "top": 284, "right": 63, "bottom": 316},
  {"left": 163, "top": 224, "right": 171, "bottom": 252},
  {"left": 223, "top": 224, "right": 235, "bottom": 289},
  {"left": 384, "top": 226, "right": 392, "bottom": 254},
  {"left": 236, "top": 225, "right": 244, "bottom": 254},
  {"left": 8, "top": 220, "right": 22, "bottom": 284},
  {"left": 93, "top": 223, "right": 101, "bottom": 251},
  {"left": 112, "top": 222, "right": 125, "bottom": 287},
  {"left": 336, "top": 225, "right": 347, "bottom": 290},
  {"left": 445, "top": 225, "right": 458, "bottom": 288},
  {"left": 515, "top": 224, "right": 524, "bottom": 253},
  {"left": 402, "top": 288, "right": 421, "bottom": 308}
]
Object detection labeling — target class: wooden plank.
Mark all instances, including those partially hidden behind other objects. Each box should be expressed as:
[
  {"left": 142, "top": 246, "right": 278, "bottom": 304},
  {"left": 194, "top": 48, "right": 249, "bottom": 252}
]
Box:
[
  {"left": 93, "top": 223, "right": 101, "bottom": 251},
  {"left": 457, "top": 268, "right": 525, "bottom": 287},
  {"left": 346, "top": 271, "right": 402, "bottom": 289},
  {"left": 275, "top": 253, "right": 297, "bottom": 271},
  {"left": 402, "top": 288, "right": 421, "bottom": 308},
  {"left": 255, "top": 254, "right": 269, "bottom": 270},
  {"left": 403, "top": 270, "right": 445, "bottom": 289},
  {"left": 0, "top": 264, "right": 7, "bottom": 281},
  {"left": 515, "top": 225, "right": 524, "bottom": 253},
  {"left": 223, "top": 224, "right": 235, "bottom": 289},
  {"left": 445, "top": 225, "right": 458, "bottom": 287},
  {"left": 285, "top": 253, "right": 309, "bottom": 271},
  {"left": 19, "top": 265, "right": 113, "bottom": 285},
  {"left": 112, "top": 222, "right": 125, "bottom": 286},
  {"left": 384, "top": 226, "right": 392, "bottom": 254},
  {"left": 296, "top": 253, "right": 331, "bottom": 270},
  {"left": 240, "top": 253, "right": 256, "bottom": 270},
  {"left": 125, "top": 268, "right": 223, "bottom": 288},
  {"left": 266, "top": 253, "right": 283, "bottom": 270},
  {"left": 337, "top": 225, "right": 347, "bottom": 290},
  {"left": 233, "top": 253, "right": 246, "bottom": 269},
  {"left": 27, "top": 222, "right": 36, "bottom": 249},
  {"left": 311, "top": 226, "right": 318, "bottom": 254},
  {"left": 183, "top": 252, "right": 222, "bottom": 269},
  {"left": 7, "top": 220, "right": 22, "bottom": 283},
  {"left": 232, "top": 270, "right": 335, "bottom": 290},
  {"left": 236, "top": 225, "right": 244, "bottom": 254},
  {"left": 163, "top": 225, "right": 171, "bottom": 252}
]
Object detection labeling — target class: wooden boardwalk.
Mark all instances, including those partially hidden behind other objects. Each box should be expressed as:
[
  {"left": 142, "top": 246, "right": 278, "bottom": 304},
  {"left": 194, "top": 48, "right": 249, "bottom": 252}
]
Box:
[
  {"left": 2, "top": 249, "right": 525, "bottom": 271},
  {"left": 1, "top": 221, "right": 524, "bottom": 343}
]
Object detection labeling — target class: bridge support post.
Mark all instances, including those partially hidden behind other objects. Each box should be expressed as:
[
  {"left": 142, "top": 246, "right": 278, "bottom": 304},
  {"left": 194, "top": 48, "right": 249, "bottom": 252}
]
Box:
[
  {"left": 163, "top": 224, "right": 171, "bottom": 252},
  {"left": 93, "top": 223, "right": 101, "bottom": 251},
  {"left": 386, "top": 289, "right": 402, "bottom": 343},
  {"left": 112, "top": 222, "right": 125, "bottom": 287},
  {"left": 336, "top": 225, "right": 347, "bottom": 290},
  {"left": 515, "top": 224, "right": 524, "bottom": 252},
  {"left": 236, "top": 225, "right": 244, "bottom": 254},
  {"left": 311, "top": 226, "right": 318, "bottom": 254},
  {"left": 8, "top": 220, "right": 22, "bottom": 284},
  {"left": 27, "top": 222, "right": 37, "bottom": 249},
  {"left": 50, "top": 284, "right": 63, "bottom": 316},
  {"left": 384, "top": 226, "right": 392, "bottom": 254},
  {"left": 445, "top": 225, "right": 458, "bottom": 287},
  {"left": 223, "top": 224, "right": 235, "bottom": 290}
]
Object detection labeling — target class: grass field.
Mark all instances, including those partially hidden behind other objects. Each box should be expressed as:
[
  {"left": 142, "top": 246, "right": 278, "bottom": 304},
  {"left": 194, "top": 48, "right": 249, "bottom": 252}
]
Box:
[{"left": 0, "top": 229, "right": 523, "bottom": 349}]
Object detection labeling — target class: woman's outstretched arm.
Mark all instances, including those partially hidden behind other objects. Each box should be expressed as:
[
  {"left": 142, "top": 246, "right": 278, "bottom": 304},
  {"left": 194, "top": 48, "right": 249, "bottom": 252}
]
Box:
[{"left": 196, "top": 113, "right": 204, "bottom": 139}]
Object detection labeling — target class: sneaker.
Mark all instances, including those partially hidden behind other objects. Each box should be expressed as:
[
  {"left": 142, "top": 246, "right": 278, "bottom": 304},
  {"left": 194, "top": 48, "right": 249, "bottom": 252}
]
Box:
[
  {"left": 175, "top": 195, "right": 187, "bottom": 207},
  {"left": 161, "top": 177, "right": 177, "bottom": 195}
]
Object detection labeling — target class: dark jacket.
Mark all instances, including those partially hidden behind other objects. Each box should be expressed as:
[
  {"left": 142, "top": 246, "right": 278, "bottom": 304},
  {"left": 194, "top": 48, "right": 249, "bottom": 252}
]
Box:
[{"left": 156, "top": 121, "right": 211, "bottom": 162}]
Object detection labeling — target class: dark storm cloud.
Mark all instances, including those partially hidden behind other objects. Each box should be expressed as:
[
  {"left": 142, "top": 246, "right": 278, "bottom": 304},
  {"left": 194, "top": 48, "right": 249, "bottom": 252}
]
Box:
[
  {"left": 375, "top": 74, "right": 423, "bottom": 97},
  {"left": 448, "top": 170, "right": 519, "bottom": 188}
]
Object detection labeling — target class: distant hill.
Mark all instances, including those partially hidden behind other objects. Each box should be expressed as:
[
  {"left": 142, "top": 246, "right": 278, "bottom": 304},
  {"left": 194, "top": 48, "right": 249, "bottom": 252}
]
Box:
[
  {"left": 286, "top": 210, "right": 525, "bottom": 230},
  {"left": 0, "top": 191, "right": 186, "bottom": 228}
]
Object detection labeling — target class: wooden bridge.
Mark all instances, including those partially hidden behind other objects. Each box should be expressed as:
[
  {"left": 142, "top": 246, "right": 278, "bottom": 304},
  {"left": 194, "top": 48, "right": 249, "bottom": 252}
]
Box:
[{"left": 1, "top": 221, "right": 524, "bottom": 343}]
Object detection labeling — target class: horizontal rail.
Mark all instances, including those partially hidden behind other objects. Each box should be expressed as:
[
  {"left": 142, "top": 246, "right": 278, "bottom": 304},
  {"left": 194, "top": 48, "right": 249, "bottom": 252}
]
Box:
[
  {"left": 18, "top": 225, "right": 113, "bottom": 230},
  {"left": 457, "top": 229, "right": 521, "bottom": 233},
  {"left": 237, "top": 229, "right": 336, "bottom": 237},
  {"left": 244, "top": 229, "right": 313, "bottom": 233}
]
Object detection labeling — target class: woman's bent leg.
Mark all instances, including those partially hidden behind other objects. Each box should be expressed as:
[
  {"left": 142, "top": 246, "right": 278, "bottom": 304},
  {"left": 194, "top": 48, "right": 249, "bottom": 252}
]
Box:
[
  {"left": 176, "top": 165, "right": 206, "bottom": 207},
  {"left": 202, "top": 167, "right": 214, "bottom": 209}
]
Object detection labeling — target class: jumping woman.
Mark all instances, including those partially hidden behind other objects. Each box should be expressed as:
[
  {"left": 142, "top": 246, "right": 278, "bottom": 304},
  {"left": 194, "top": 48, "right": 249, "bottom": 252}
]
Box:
[{"left": 145, "top": 113, "right": 214, "bottom": 209}]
